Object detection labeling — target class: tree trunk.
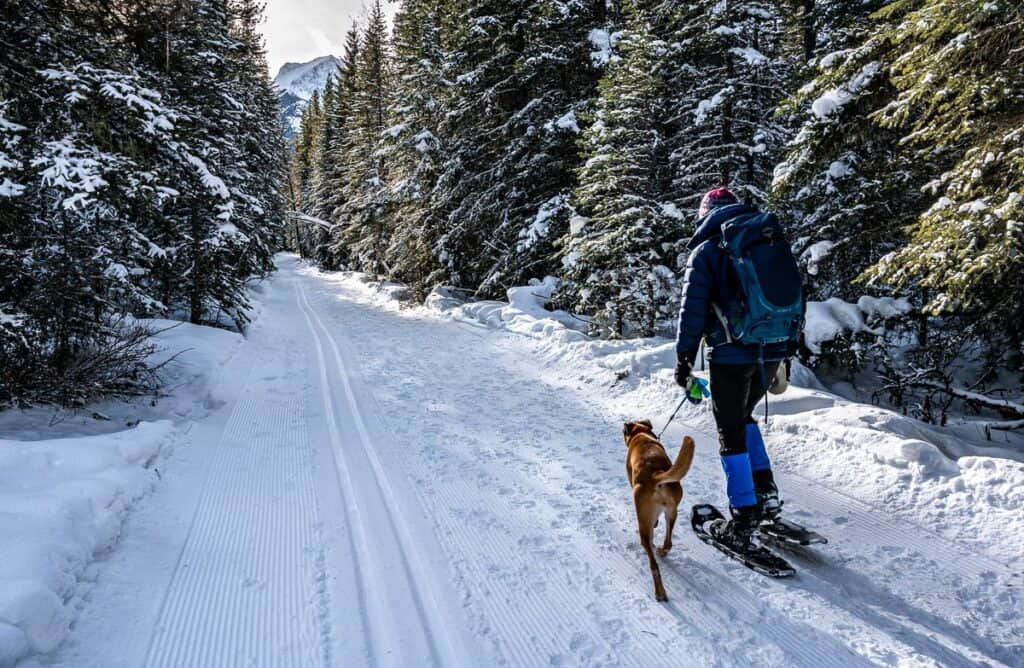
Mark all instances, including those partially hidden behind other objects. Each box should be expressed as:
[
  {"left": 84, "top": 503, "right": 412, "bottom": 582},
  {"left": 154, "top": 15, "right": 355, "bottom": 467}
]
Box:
[{"left": 802, "top": 0, "right": 816, "bottom": 63}]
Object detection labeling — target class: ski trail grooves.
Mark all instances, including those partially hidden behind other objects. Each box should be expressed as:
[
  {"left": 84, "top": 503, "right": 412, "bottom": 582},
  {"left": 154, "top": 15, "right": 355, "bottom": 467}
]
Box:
[
  {"left": 145, "top": 391, "right": 323, "bottom": 666},
  {"left": 296, "top": 280, "right": 467, "bottom": 667},
  {"left": 303, "top": 281, "right": 866, "bottom": 667},
  {"left": 295, "top": 282, "right": 381, "bottom": 662},
  {"left": 309, "top": 267, "right": 1022, "bottom": 667}
]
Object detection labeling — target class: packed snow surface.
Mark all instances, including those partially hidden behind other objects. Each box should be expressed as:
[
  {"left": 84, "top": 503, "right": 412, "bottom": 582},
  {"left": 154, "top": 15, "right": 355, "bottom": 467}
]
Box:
[
  {"left": 11, "top": 256, "right": 1023, "bottom": 667},
  {"left": 0, "top": 319, "right": 243, "bottom": 667}
]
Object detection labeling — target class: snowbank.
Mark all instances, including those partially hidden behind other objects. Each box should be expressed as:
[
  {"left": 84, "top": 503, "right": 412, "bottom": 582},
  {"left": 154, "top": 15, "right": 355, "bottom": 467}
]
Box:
[
  {"left": 803, "top": 296, "right": 911, "bottom": 354},
  {"left": 0, "top": 319, "right": 243, "bottom": 666},
  {"left": 770, "top": 402, "right": 1024, "bottom": 562},
  {"left": 310, "top": 264, "right": 1024, "bottom": 571},
  {"left": 805, "top": 298, "right": 875, "bottom": 353},
  {"left": 0, "top": 422, "right": 173, "bottom": 664},
  {"left": 448, "top": 278, "right": 590, "bottom": 343}
]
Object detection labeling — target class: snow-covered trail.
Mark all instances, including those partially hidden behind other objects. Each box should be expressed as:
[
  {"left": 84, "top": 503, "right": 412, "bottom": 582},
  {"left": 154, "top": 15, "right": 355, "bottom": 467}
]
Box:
[{"left": 35, "top": 257, "right": 1021, "bottom": 667}]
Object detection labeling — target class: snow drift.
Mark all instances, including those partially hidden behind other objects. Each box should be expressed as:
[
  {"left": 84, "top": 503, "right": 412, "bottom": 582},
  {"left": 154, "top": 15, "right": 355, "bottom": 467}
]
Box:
[{"left": 0, "top": 320, "right": 243, "bottom": 666}]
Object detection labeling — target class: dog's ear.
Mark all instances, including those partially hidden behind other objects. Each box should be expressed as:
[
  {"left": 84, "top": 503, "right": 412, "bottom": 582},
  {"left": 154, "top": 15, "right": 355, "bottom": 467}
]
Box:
[{"left": 623, "top": 421, "right": 653, "bottom": 440}]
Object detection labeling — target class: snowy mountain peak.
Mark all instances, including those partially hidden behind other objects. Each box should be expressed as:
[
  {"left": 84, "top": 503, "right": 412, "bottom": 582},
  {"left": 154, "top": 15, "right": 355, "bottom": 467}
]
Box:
[
  {"left": 273, "top": 55, "right": 342, "bottom": 138},
  {"left": 274, "top": 55, "right": 342, "bottom": 101}
]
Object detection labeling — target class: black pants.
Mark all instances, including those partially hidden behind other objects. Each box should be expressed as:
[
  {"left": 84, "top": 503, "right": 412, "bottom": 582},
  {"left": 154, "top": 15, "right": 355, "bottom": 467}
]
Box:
[{"left": 710, "top": 362, "right": 779, "bottom": 456}]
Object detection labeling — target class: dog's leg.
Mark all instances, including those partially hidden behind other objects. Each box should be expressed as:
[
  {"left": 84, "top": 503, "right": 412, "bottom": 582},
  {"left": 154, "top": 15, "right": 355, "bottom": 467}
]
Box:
[
  {"left": 658, "top": 506, "right": 677, "bottom": 557},
  {"left": 635, "top": 493, "right": 667, "bottom": 602}
]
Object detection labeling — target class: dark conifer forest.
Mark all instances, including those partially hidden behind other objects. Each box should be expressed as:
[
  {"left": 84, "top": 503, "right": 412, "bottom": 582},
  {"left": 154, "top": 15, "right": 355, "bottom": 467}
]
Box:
[
  {"left": 2, "top": 0, "right": 1022, "bottom": 427},
  {"left": 288, "top": 0, "right": 1022, "bottom": 426},
  {"left": 1, "top": 0, "right": 287, "bottom": 405}
]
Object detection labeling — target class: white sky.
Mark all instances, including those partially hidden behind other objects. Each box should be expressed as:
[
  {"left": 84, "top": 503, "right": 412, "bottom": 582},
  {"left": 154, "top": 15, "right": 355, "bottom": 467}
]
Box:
[{"left": 261, "top": 0, "right": 396, "bottom": 76}]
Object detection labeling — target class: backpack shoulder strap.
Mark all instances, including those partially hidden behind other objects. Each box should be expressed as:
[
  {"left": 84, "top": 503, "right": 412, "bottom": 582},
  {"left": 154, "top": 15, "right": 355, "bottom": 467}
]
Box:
[{"left": 711, "top": 303, "right": 734, "bottom": 344}]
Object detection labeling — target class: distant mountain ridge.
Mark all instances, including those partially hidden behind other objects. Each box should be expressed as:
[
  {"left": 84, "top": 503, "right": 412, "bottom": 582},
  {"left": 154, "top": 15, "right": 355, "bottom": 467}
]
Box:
[{"left": 273, "top": 55, "right": 342, "bottom": 139}]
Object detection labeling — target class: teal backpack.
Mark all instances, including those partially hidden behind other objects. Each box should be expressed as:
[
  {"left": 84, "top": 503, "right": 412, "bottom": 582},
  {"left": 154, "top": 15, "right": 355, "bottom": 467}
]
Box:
[{"left": 713, "top": 212, "right": 804, "bottom": 349}]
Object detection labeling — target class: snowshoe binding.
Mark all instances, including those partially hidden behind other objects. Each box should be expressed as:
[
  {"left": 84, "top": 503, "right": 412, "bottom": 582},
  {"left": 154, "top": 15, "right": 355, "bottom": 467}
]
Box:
[
  {"left": 691, "top": 504, "right": 795, "bottom": 578},
  {"left": 758, "top": 516, "right": 828, "bottom": 547}
]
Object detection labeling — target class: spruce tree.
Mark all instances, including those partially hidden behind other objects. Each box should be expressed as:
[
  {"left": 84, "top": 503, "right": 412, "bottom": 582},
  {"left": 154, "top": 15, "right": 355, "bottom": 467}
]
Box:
[
  {"left": 1, "top": 0, "right": 288, "bottom": 405},
  {"left": 863, "top": 0, "right": 1024, "bottom": 348},
  {"left": 288, "top": 91, "right": 323, "bottom": 257},
  {"left": 559, "top": 8, "right": 676, "bottom": 337},
  {"left": 162, "top": 0, "right": 258, "bottom": 327},
  {"left": 667, "top": 0, "right": 794, "bottom": 211},
  {"left": 308, "top": 75, "right": 342, "bottom": 266},
  {"left": 0, "top": 0, "right": 182, "bottom": 404},
  {"left": 772, "top": 0, "right": 920, "bottom": 302},
  {"left": 336, "top": 2, "right": 392, "bottom": 275},
  {"left": 474, "top": 0, "right": 607, "bottom": 294},
  {"left": 429, "top": 0, "right": 532, "bottom": 291},
  {"left": 319, "top": 25, "right": 362, "bottom": 269},
  {"left": 377, "top": 0, "right": 449, "bottom": 292},
  {"left": 228, "top": 0, "right": 289, "bottom": 278}
]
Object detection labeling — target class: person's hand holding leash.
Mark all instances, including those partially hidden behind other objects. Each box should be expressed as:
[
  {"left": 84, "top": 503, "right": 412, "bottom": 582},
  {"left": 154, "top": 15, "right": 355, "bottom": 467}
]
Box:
[{"left": 674, "top": 358, "right": 692, "bottom": 388}]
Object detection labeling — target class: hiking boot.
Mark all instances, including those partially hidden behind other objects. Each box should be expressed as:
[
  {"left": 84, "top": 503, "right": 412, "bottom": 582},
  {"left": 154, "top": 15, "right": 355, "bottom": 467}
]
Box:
[
  {"left": 758, "top": 489, "right": 783, "bottom": 523},
  {"left": 753, "top": 470, "right": 782, "bottom": 522},
  {"left": 709, "top": 505, "right": 759, "bottom": 551}
]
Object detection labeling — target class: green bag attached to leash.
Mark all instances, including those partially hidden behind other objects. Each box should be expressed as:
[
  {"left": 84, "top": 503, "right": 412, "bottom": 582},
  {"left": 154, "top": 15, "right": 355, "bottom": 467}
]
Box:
[{"left": 686, "top": 376, "right": 711, "bottom": 405}]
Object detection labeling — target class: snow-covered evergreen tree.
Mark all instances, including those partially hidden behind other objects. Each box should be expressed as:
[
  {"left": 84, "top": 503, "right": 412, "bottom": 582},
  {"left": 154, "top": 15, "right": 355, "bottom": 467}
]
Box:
[
  {"left": 160, "top": 0, "right": 260, "bottom": 327},
  {"left": 473, "top": 0, "right": 607, "bottom": 295},
  {"left": 426, "top": 0, "right": 608, "bottom": 296},
  {"left": 667, "top": 0, "right": 794, "bottom": 211},
  {"left": 288, "top": 91, "right": 323, "bottom": 257},
  {"left": 0, "top": 1, "right": 182, "bottom": 403},
  {"left": 771, "top": 0, "right": 909, "bottom": 302},
  {"left": 335, "top": 1, "right": 392, "bottom": 275},
  {"left": 863, "top": 0, "right": 1023, "bottom": 339},
  {"left": 559, "top": 7, "right": 677, "bottom": 337},
  {"left": 307, "top": 76, "right": 343, "bottom": 267},
  {"left": 228, "top": 0, "right": 289, "bottom": 277},
  {"left": 0, "top": 0, "right": 287, "bottom": 405},
  {"left": 428, "top": 0, "right": 533, "bottom": 291},
  {"left": 377, "top": 0, "right": 449, "bottom": 292}
]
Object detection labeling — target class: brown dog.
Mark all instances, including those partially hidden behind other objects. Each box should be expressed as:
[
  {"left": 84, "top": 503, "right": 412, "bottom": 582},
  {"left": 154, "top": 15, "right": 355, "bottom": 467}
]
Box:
[{"left": 623, "top": 420, "right": 695, "bottom": 601}]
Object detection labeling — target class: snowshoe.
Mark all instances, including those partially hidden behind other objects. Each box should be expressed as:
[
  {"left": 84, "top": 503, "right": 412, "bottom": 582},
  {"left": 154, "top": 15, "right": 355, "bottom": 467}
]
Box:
[
  {"left": 759, "top": 517, "right": 827, "bottom": 547},
  {"left": 691, "top": 504, "right": 795, "bottom": 578}
]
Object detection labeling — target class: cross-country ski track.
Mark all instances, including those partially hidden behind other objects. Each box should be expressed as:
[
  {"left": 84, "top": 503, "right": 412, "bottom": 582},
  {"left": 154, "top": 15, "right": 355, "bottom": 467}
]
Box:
[{"left": 33, "top": 255, "right": 1022, "bottom": 667}]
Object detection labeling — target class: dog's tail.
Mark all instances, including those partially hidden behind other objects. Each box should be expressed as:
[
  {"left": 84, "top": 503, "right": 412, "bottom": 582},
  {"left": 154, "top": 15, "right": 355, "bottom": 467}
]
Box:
[{"left": 653, "top": 436, "right": 695, "bottom": 485}]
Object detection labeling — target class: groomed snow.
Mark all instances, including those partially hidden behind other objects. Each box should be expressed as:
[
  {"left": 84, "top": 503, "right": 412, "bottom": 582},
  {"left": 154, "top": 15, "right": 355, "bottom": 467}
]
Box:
[
  {"left": 332, "top": 267, "right": 1024, "bottom": 574},
  {"left": 12, "top": 257, "right": 1023, "bottom": 667}
]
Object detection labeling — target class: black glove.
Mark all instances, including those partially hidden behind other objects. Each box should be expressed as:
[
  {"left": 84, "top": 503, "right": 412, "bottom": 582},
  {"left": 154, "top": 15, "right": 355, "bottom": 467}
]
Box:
[{"left": 674, "top": 356, "right": 694, "bottom": 388}]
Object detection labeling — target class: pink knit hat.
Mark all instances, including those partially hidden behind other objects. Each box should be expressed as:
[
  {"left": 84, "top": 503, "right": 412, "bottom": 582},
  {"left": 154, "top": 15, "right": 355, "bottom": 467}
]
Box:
[{"left": 698, "top": 187, "right": 739, "bottom": 218}]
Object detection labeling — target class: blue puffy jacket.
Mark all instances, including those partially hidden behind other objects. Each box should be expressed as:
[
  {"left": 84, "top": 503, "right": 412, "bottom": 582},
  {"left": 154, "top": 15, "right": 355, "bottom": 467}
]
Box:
[{"left": 675, "top": 203, "right": 792, "bottom": 366}]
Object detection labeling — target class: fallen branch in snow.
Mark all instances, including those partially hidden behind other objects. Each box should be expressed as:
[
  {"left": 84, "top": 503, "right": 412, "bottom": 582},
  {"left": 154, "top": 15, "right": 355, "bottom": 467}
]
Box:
[
  {"left": 288, "top": 211, "right": 336, "bottom": 229},
  {"left": 985, "top": 419, "right": 1024, "bottom": 438},
  {"left": 912, "top": 380, "right": 1024, "bottom": 418},
  {"left": 900, "top": 378, "right": 1024, "bottom": 439}
]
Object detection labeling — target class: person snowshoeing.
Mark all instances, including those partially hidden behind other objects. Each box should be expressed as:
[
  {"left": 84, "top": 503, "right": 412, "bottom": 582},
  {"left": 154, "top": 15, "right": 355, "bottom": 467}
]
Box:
[{"left": 674, "top": 187, "right": 804, "bottom": 552}]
